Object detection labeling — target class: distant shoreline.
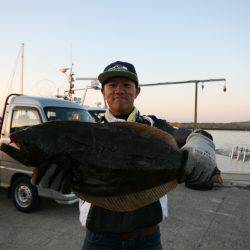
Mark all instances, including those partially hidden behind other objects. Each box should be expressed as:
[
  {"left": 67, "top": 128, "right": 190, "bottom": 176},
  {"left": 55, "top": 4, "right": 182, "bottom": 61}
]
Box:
[{"left": 179, "top": 123, "right": 250, "bottom": 131}]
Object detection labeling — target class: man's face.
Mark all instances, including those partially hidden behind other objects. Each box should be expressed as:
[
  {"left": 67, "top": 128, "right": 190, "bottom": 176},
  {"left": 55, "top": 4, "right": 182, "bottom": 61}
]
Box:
[{"left": 102, "top": 77, "right": 140, "bottom": 116}]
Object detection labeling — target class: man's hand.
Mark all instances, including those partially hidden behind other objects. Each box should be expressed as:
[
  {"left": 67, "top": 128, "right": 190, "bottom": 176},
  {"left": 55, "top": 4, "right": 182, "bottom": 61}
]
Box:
[
  {"left": 32, "top": 155, "right": 72, "bottom": 194},
  {"left": 180, "top": 132, "right": 223, "bottom": 185}
]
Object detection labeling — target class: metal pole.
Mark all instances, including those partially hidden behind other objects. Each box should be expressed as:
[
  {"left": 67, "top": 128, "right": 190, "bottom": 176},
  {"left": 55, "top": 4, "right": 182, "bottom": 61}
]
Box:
[
  {"left": 102, "top": 95, "right": 107, "bottom": 108},
  {"left": 20, "top": 43, "right": 24, "bottom": 94},
  {"left": 140, "top": 78, "right": 226, "bottom": 128},
  {"left": 75, "top": 77, "right": 98, "bottom": 81},
  {"left": 194, "top": 81, "right": 198, "bottom": 129},
  {"left": 139, "top": 78, "right": 226, "bottom": 87},
  {"left": 81, "top": 87, "right": 91, "bottom": 105}
]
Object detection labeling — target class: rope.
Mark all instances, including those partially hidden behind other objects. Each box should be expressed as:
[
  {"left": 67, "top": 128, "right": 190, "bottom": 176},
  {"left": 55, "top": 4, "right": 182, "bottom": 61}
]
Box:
[{"left": 1, "top": 47, "right": 22, "bottom": 103}]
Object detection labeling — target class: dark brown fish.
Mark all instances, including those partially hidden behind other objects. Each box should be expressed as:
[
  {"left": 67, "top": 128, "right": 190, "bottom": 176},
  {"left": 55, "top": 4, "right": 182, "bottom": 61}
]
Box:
[{"left": 2, "top": 121, "right": 188, "bottom": 211}]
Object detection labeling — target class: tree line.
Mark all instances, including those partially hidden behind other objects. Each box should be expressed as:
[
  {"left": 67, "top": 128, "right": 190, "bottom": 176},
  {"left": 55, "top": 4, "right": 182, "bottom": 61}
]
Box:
[{"left": 178, "top": 122, "right": 250, "bottom": 131}]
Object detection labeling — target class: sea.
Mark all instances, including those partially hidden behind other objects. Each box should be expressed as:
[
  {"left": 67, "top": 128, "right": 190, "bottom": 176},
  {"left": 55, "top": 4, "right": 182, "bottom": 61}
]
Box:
[{"left": 208, "top": 130, "right": 250, "bottom": 156}]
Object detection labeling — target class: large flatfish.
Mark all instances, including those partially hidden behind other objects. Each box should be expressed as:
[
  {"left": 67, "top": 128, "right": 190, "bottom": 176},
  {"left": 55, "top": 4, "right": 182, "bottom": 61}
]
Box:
[{"left": 2, "top": 121, "right": 188, "bottom": 211}]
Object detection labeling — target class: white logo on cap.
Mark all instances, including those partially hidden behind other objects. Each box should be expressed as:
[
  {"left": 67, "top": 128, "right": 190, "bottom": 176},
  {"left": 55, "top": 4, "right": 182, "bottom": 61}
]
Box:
[{"left": 108, "top": 65, "right": 128, "bottom": 71}]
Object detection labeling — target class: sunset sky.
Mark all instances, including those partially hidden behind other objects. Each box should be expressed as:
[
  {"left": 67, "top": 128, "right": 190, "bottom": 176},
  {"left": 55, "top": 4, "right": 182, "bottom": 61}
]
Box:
[{"left": 0, "top": 1, "right": 249, "bottom": 122}]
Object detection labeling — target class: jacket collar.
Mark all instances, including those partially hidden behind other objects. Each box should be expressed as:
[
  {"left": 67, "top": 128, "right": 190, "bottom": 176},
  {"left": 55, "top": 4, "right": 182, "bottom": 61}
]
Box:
[{"left": 104, "top": 107, "right": 139, "bottom": 122}]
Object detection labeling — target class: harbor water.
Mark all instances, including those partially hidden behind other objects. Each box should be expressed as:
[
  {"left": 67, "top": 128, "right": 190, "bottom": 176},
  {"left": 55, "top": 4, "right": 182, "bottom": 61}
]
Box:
[
  {"left": 209, "top": 130, "right": 250, "bottom": 182},
  {"left": 208, "top": 130, "right": 250, "bottom": 154}
]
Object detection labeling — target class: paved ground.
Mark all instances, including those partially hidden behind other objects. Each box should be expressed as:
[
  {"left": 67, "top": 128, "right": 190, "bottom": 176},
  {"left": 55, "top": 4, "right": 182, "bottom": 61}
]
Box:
[{"left": 0, "top": 183, "right": 249, "bottom": 250}]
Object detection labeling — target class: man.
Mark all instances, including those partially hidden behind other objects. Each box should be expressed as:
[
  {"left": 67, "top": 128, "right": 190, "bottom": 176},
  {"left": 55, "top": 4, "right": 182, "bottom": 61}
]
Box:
[{"left": 80, "top": 61, "right": 221, "bottom": 250}]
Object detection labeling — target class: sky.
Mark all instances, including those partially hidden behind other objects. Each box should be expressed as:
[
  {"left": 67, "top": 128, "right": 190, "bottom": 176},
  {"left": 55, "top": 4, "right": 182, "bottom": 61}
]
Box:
[{"left": 0, "top": 0, "right": 249, "bottom": 122}]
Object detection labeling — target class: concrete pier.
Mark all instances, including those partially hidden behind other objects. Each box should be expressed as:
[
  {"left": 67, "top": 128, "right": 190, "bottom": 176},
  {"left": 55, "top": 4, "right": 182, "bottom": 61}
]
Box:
[
  {"left": 1, "top": 183, "right": 249, "bottom": 250},
  {"left": 216, "top": 154, "right": 250, "bottom": 184}
]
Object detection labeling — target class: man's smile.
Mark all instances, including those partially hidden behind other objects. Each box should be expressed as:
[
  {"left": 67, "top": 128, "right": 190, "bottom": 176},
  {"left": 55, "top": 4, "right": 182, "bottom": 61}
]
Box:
[{"left": 113, "top": 96, "right": 128, "bottom": 100}]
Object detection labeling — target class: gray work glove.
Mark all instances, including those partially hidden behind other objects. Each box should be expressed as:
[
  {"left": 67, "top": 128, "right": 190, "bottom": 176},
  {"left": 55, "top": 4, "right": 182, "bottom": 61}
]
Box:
[
  {"left": 180, "top": 132, "right": 218, "bottom": 185},
  {"left": 33, "top": 155, "right": 72, "bottom": 194}
]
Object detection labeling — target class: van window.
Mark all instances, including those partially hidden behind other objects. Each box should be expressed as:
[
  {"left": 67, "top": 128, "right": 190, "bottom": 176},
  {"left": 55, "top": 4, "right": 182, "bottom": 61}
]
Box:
[
  {"left": 44, "top": 107, "right": 94, "bottom": 123},
  {"left": 11, "top": 109, "right": 41, "bottom": 133}
]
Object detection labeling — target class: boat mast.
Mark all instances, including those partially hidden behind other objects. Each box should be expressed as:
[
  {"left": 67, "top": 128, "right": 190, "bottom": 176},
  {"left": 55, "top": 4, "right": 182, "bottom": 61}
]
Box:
[{"left": 20, "top": 43, "right": 24, "bottom": 94}]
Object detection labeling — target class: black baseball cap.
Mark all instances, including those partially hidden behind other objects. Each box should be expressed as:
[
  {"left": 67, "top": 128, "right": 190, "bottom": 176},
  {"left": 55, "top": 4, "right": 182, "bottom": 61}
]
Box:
[{"left": 98, "top": 61, "right": 139, "bottom": 87}]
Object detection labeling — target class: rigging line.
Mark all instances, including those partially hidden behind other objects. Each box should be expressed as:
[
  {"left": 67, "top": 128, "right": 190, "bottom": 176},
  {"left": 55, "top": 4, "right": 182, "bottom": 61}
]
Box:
[
  {"left": 34, "top": 78, "right": 57, "bottom": 97},
  {"left": 37, "top": 55, "right": 60, "bottom": 73},
  {"left": 70, "top": 43, "right": 73, "bottom": 66},
  {"left": 2, "top": 47, "right": 22, "bottom": 101},
  {"left": 1, "top": 48, "right": 21, "bottom": 104}
]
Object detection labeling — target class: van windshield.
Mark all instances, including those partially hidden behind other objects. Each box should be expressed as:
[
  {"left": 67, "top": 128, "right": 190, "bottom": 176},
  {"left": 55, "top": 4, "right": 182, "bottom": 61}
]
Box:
[{"left": 44, "top": 107, "right": 94, "bottom": 122}]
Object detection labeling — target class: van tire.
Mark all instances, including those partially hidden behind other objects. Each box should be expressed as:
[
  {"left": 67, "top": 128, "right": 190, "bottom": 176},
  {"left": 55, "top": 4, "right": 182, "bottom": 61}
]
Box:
[{"left": 11, "top": 176, "right": 40, "bottom": 212}]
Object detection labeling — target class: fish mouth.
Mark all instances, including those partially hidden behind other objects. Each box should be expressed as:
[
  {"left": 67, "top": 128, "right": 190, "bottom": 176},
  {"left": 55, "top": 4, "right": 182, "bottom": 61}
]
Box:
[
  {"left": 9, "top": 141, "right": 21, "bottom": 149},
  {"left": 0, "top": 143, "right": 31, "bottom": 166},
  {"left": 9, "top": 134, "right": 22, "bottom": 149}
]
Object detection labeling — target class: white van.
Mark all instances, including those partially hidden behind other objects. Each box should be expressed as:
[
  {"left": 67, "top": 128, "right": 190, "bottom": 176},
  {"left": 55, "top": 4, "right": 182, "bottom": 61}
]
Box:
[{"left": 0, "top": 94, "right": 94, "bottom": 212}]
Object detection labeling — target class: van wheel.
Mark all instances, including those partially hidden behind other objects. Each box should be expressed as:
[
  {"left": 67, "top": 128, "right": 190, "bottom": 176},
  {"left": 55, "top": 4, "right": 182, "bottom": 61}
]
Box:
[{"left": 11, "top": 176, "right": 40, "bottom": 212}]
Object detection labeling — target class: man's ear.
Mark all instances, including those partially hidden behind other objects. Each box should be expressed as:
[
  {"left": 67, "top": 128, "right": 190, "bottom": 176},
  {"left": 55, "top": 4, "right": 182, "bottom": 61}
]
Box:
[{"left": 135, "top": 87, "right": 141, "bottom": 98}]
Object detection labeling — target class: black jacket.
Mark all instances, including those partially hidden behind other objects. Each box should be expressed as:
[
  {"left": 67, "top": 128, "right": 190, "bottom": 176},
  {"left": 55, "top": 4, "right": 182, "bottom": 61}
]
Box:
[{"left": 86, "top": 113, "right": 193, "bottom": 233}]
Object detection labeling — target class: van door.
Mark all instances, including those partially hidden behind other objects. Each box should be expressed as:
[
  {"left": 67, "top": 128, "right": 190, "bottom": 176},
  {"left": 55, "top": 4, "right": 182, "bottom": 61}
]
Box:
[
  {"left": 0, "top": 107, "right": 42, "bottom": 187},
  {"left": 10, "top": 107, "right": 41, "bottom": 133}
]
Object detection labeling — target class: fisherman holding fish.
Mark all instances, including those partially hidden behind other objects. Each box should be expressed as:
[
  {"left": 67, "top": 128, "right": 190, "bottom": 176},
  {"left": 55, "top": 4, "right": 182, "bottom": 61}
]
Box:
[
  {"left": 2, "top": 61, "right": 222, "bottom": 250},
  {"left": 79, "top": 61, "right": 222, "bottom": 250}
]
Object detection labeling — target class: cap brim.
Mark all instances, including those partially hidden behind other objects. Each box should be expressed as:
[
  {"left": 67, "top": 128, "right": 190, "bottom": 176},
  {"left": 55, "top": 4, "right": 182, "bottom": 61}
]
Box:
[{"left": 98, "top": 70, "right": 138, "bottom": 85}]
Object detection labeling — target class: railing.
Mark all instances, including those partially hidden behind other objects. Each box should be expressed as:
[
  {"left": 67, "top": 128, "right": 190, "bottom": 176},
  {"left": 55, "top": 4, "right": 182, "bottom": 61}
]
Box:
[{"left": 230, "top": 145, "right": 250, "bottom": 163}]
